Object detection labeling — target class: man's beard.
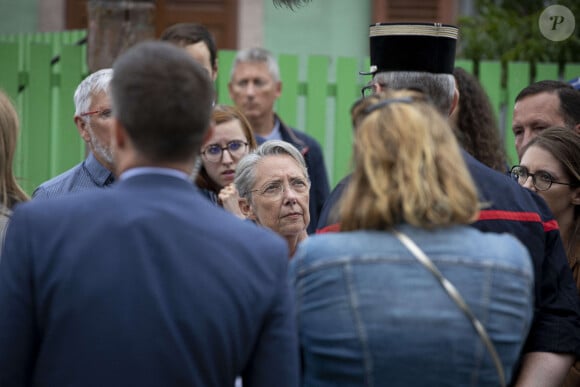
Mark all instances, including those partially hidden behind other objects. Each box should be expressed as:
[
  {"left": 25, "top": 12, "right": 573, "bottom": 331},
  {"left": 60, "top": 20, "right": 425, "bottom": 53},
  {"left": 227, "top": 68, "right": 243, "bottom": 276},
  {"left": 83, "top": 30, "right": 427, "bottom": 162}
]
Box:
[{"left": 88, "top": 125, "right": 114, "bottom": 166}]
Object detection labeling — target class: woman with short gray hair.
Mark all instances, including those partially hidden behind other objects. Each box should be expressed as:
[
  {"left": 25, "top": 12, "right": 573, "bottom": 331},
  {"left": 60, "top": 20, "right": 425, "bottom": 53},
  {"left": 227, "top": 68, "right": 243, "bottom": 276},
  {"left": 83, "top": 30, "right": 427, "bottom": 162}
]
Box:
[{"left": 235, "top": 140, "right": 310, "bottom": 256}]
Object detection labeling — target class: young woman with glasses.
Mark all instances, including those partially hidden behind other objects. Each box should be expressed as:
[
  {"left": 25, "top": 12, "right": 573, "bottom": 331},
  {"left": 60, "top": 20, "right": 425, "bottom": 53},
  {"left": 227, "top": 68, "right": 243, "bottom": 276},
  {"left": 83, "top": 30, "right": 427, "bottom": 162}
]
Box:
[
  {"left": 512, "top": 126, "right": 580, "bottom": 387},
  {"left": 196, "top": 105, "right": 257, "bottom": 217}
]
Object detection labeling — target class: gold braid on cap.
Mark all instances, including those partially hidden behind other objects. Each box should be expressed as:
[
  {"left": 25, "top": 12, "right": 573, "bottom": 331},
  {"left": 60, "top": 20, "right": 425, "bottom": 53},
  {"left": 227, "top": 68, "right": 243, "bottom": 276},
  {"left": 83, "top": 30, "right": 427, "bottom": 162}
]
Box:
[{"left": 369, "top": 24, "right": 458, "bottom": 39}]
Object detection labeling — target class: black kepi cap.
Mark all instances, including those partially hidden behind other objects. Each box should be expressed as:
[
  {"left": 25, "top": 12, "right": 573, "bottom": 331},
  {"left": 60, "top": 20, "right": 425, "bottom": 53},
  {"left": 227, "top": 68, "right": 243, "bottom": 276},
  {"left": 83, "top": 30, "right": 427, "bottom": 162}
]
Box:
[{"left": 362, "top": 22, "right": 458, "bottom": 76}]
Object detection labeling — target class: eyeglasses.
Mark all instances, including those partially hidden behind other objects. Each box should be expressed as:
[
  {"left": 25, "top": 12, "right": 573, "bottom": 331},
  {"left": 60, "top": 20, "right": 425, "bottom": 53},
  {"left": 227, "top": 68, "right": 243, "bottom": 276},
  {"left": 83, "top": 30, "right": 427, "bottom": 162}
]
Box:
[
  {"left": 248, "top": 177, "right": 310, "bottom": 199},
  {"left": 202, "top": 140, "right": 248, "bottom": 163},
  {"left": 233, "top": 78, "right": 271, "bottom": 91},
  {"left": 361, "top": 82, "right": 382, "bottom": 98},
  {"left": 510, "top": 165, "right": 574, "bottom": 191},
  {"left": 80, "top": 108, "right": 113, "bottom": 120}
]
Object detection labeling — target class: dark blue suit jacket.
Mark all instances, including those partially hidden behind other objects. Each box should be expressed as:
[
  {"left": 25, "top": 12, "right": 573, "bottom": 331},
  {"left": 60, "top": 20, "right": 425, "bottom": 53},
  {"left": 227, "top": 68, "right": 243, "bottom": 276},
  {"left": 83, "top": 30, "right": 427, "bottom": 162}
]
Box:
[{"left": 0, "top": 173, "right": 299, "bottom": 387}]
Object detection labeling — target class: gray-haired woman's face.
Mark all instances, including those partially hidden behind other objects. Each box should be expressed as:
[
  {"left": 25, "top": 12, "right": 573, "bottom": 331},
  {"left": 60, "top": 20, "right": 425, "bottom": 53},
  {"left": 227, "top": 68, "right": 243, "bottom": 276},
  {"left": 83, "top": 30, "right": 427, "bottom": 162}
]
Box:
[{"left": 240, "top": 154, "right": 310, "bottom": 238}]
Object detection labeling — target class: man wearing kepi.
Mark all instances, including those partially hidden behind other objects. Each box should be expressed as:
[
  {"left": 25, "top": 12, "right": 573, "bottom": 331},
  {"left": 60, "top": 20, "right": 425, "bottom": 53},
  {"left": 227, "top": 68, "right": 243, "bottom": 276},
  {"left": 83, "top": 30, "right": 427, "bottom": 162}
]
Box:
[
  {"left": 0, "top": 41, "right": 298, "bottom": 387},
  {"left": 318, "top": 22, "right": 580, "bottom": 386}
]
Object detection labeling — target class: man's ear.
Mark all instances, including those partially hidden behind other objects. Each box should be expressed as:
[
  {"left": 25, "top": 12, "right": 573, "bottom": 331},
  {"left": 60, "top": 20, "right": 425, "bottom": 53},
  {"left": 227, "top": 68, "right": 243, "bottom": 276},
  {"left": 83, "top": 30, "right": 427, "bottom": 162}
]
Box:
[
  {"left": 74, "top": 115, "right": 91, "bottom": 143},
  {"left": 571, "top": 186, "right": 580, "bottom": 206},
  {"left": 449, "top": 87, "right": 459, "bottom": 117},
  {"left": 211, "top": 59, "right": 218, "bottom": 82},
  {"left": 574, "top": 123, "right": 580, "bottom": 136},
  {"left": 239, "top": 198, "right": 257, "bottom": 221},
  {"left": 112, "top": 117, "right": 126, "bottom": 151},
  {"left": 274, "top": 81, "right": 282, "bottom": 99}
]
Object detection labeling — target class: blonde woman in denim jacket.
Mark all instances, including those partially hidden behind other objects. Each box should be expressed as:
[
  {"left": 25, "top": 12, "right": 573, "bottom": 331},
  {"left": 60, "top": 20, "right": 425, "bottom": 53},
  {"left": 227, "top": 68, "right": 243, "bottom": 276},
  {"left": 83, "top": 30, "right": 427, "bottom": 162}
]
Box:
[{"left": 289, "top": 90, "right": 534, "bottom": 386}]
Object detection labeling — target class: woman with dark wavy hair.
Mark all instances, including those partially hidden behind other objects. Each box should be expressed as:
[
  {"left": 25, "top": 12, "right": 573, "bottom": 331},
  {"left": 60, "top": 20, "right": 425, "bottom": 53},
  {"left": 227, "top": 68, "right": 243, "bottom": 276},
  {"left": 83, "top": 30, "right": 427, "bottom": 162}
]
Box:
[
  {"left": 514, "top": 127, "right": 580, "bottom": 386},
  {"left": 452, "top": 67, "right": 507, "bottom": 172}
]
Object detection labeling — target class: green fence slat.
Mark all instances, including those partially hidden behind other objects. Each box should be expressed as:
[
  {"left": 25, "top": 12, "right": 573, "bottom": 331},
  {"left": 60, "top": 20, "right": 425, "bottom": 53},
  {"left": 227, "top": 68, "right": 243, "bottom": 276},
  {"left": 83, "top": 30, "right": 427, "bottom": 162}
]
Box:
[
  {"left": 505, "top": 62, "right": 530, "bottom": 165},
  {"left": 455, "top": 59, "right": 474, "bottom": 74},
  {"left": 54, "top": 44, "right": 85, "bottom": 176},
  {"left": 0, "top": 43, "right": 19, "bottom": 101},
  {"left": 24, "top": 43, "right": 53, "bottom": 194},
  {"left": 216, "top": 50, "right": 235, "bottom": 106},
  {"left": 333, "top": 57, "right": 357, "bottom": 187},
  {"left": 534, "top": 62, "right": 558, "bottom": 82},
  {"left": 305, "top": 55, "right": 328, "bottom": 147},
  {"left": 564, "top": 63, "right": 580, "bottom": 81},
  {"left": 479, "top": 60, "right": 502, "bottom": 126},
  {"left": 0, "top": 42, "right": 22, "bottom": 181},
  {"left": 278, "top": 54, "right": 299, "bottom": 128}
]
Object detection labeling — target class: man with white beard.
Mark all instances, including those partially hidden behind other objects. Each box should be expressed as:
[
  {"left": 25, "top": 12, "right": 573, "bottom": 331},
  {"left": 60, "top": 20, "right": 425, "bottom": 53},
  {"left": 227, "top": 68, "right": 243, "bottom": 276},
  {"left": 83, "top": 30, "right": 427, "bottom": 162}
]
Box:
[{"left": 33, "top": 69, "right": 116, "bottom": 199}]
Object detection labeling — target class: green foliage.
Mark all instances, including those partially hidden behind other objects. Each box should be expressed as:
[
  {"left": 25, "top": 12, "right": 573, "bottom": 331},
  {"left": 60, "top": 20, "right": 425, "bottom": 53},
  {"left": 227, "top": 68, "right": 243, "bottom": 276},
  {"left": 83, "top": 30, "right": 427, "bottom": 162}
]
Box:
[{"left": 458, "top": 0, "right": 580, "bottom": 65}]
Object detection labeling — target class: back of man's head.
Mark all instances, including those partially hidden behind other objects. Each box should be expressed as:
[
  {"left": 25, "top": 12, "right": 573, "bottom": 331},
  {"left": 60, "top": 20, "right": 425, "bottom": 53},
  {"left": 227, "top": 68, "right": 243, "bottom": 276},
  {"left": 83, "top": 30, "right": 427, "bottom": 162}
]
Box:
[
  {"left": 160, "top": 23, "right": 217, "bottom": 70},
  {"left": 373, "top": 71, "right": 455, "bottom": 115},
  {"left": 230, "top": 47, "right": 280, "bottom": 82},
  {"left": 516, "top": 80, "right": 580, "bottom": 128},
  {"left": 111, "top": 41, "right": 214, "bottom": 163}
]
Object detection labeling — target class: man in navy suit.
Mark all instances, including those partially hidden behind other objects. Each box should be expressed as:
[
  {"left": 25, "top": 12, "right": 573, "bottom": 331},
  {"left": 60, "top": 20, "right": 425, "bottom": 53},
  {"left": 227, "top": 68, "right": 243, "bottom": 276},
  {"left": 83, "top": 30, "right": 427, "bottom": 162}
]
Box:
[{"left": 0, "top": 41, "right": 299, "bottom": 387}]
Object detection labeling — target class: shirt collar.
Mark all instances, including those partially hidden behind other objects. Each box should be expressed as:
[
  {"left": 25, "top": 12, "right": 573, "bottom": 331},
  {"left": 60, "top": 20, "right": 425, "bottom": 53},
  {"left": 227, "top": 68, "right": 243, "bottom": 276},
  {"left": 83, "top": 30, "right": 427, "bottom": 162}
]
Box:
[
  {"left": 119, "top": 167, "right": 190, "bottom": 181},
  {"left": 84, "top": 153, "right": 114, "bottom": 186}
]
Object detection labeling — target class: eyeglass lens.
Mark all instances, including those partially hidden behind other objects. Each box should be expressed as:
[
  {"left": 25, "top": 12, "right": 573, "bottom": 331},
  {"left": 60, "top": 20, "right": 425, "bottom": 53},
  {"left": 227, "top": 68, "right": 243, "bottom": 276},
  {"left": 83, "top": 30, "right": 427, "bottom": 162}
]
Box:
[
  {"left": 257, "top": 178, "right": 309, "bottom": 198},
  {"left": 204, "top": 141, "right": 248, "bottom": 162},
  {"left": 511, "top": 166, "right": 552, "bottom": 190}
]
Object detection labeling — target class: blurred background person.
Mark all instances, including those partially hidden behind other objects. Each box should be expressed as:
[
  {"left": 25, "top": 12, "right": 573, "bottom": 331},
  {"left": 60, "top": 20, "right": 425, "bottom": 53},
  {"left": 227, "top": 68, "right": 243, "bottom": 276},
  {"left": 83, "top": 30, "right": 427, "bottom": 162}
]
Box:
[
  {"left": 291, "top": 90, "right": 534, "bottom": 386},
  {"left": 229, "top": 47, "right": 329, "bottom": 234},
  {"left": 512, "top": 80, "right": 580, "bottom": 160},
  {"left": 451, "top": 67, "right": 507, "bottom": 173},
  {"left": 511, "top": 126, "right": 580, "bottom": 387},
  {"left": 197, "top": 104, "right": 257, "bottom": 217},
  {"left": 236, "top": 140, "right": 310, "bottom": 256},
  {"left": 160, "top": 22, "right": 218, "bottom": 82},
  {"left": 0, "top": 90, "right": 28, "bottom": 247},
  {"left": 32, "top": 69, "right": 115, "bottom": 199}
]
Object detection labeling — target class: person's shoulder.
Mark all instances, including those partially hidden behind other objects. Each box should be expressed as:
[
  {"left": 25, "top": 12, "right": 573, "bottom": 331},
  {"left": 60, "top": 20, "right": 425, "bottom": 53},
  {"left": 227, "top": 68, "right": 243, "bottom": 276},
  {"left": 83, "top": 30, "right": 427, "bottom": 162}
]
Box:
[
  {"left": 288, "top": 127, "right": 323, "bottom": 150},
  {"left": 459, "top": 226, "right": 532, "bottom": 268},
  {"left": 463, "top": 151, "right": 554, "bottom": 220},
  {"left": 32, "top": 162, "right": 84, "bottom": 199}
]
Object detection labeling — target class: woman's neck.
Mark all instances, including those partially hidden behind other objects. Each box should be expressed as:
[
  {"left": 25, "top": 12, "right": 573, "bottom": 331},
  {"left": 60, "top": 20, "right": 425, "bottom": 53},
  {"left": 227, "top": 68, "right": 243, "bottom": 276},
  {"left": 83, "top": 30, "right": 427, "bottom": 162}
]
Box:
[{"left": 286, "top": 231, "right": 308, "bottom": 258}]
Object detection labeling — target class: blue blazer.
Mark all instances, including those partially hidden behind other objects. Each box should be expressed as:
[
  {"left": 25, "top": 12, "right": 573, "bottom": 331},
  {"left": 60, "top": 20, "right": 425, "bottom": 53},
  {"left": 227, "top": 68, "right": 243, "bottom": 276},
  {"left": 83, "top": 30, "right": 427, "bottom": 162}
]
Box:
[{"left": 0, "top": 173, "right": 299, "bottom": 387}]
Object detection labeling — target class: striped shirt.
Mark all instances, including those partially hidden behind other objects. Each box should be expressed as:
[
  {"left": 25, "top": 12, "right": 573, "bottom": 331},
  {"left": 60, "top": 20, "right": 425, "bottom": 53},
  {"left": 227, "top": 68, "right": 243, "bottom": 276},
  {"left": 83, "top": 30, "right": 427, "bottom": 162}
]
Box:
[{"left": 32, "top": 153, "right": 114, "bottom": 200}]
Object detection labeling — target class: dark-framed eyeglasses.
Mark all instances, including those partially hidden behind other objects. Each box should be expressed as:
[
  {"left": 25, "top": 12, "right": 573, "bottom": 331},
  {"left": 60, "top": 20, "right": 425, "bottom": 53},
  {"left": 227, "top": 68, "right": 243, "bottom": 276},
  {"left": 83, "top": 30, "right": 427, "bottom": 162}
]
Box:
[
  {"left": 510, "top": 165, "right": 574, "bottom": 191},
  {"left": 80, "top": 108, "right": 113, "bottom": 120},
  {"left": 361, "top": 81, "right": 386, "bottom": 98},
  {"left": 202, "top": 140, "right": 248, "bottom": 163},
  {"left": 248, "top": 177, "right": 310, "bottom": 199}
]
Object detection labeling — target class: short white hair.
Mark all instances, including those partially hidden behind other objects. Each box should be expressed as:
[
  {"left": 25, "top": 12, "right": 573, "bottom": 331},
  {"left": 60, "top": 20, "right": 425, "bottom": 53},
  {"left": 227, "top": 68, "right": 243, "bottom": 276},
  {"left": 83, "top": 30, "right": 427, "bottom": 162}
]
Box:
[{"left": 74, "top": 68, "right": 113, "bottom": 117}]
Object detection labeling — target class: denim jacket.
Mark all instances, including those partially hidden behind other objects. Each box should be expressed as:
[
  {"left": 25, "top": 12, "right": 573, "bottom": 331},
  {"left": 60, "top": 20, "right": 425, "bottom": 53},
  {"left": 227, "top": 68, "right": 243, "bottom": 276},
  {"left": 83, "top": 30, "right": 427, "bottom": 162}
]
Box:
[{"left": 289, "top": 224, "right": 534, "bottom": 386}]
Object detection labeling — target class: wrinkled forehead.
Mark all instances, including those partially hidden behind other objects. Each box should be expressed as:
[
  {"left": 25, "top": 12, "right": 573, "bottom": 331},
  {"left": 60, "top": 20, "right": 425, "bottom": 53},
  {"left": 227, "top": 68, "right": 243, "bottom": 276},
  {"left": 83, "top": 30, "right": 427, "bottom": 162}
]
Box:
[{"left": 254, "top": 155, "right": 306, "bottom": 183}]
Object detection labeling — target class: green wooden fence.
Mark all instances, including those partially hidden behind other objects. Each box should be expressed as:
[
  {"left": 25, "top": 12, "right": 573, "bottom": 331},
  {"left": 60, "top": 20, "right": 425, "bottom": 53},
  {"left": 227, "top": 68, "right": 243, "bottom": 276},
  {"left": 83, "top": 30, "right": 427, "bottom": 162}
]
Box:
[{"left": 1, "top": 30, "right": 579, "bottom": 194}]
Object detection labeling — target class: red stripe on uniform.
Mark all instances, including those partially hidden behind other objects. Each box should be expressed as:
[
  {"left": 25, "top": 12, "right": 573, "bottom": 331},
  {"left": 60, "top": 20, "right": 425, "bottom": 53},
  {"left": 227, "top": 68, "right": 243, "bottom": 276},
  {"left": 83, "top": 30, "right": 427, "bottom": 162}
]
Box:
[
  {"left": 477, "top": 210, "right": 559, "bottom": 232},
  {"left": 317, "top": 210, "right": 559, "bottom": 234},
  {"left": 317, "top": 223, "right": 340, "bottom": 234}
]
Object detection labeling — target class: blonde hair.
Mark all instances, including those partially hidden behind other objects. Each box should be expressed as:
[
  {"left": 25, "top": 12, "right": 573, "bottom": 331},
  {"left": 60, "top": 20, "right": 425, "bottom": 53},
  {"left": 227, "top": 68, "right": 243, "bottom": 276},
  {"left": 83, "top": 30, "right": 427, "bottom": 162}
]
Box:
[
  {"left": 340, "top": 90, "right": 479, "bottom": 231},
  {"left": 0, "top": 90, "right": 29, "bottom": 211}
]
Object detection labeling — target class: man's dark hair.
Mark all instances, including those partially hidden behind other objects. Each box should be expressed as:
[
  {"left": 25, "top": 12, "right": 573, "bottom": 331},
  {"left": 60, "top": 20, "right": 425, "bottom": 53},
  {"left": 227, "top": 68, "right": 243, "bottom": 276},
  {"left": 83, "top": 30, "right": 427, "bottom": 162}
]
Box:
[
  {"left": 160, "top": 23, "right": 217, "bottom": 70},
  {"left": 515, "top": 80, "right": 580, "bottom": 128},
  {"left": 111, "top": 41, "right": 214, "bottom": 163}
]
